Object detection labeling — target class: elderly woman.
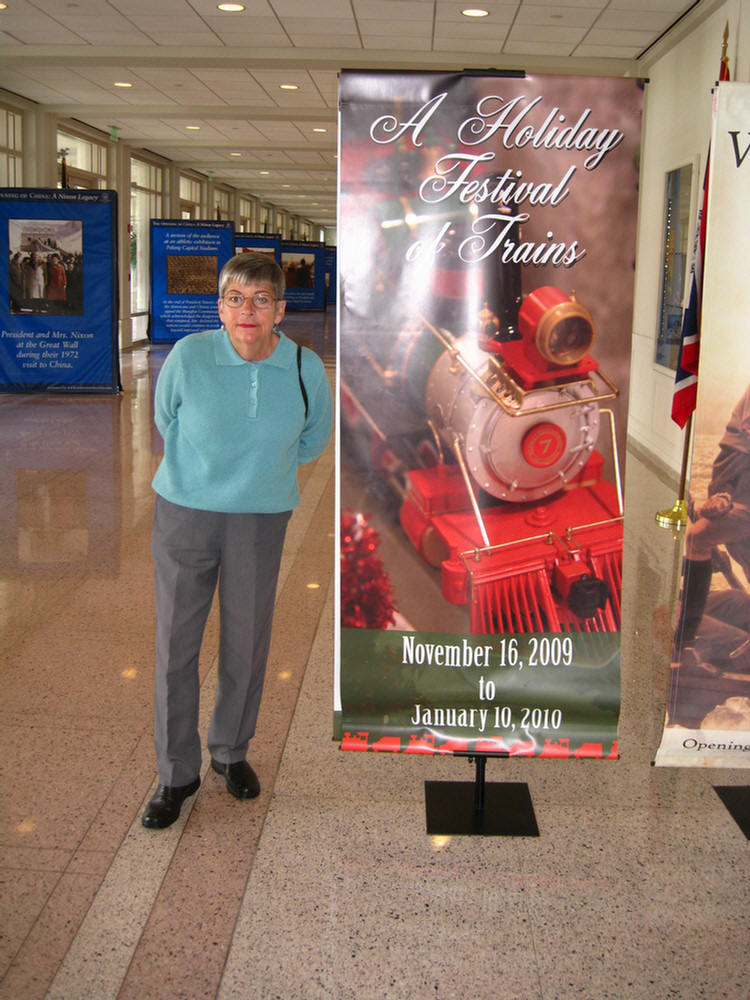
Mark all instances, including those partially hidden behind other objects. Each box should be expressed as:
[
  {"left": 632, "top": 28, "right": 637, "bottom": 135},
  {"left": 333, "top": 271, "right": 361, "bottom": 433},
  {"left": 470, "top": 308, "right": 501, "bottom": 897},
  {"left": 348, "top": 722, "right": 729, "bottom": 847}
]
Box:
[{"left": 143, "top": 252, "right": 332, "bottom": 829}]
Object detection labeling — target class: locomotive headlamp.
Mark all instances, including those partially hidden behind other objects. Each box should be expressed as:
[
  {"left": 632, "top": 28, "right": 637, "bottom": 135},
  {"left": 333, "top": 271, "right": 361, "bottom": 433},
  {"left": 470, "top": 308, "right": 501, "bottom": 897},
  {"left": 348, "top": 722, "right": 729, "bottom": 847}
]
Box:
[{"left": 518, "top": 287, "right": 594, "bottom": 369}]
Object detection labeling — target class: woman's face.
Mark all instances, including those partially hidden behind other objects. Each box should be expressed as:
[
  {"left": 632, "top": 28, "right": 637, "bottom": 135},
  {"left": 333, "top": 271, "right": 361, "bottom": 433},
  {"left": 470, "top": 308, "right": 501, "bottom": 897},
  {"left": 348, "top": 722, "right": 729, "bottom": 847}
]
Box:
[{"left": 218, "top": 279, "right": 286, "bottom": 362}]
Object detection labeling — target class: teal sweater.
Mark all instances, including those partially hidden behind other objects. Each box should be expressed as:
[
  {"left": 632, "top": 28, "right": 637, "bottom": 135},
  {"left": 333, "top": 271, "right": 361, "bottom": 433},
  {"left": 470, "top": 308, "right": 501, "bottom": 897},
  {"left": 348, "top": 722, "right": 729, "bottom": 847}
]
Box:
[{"left": 152, "top": 328, "right": 332, "bottom": 513}]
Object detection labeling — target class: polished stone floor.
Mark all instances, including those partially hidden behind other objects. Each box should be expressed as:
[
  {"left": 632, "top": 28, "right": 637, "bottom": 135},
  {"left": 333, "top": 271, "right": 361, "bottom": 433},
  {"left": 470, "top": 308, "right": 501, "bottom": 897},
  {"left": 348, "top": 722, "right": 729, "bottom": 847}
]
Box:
[{"left": 0, "top": 308, "right": 748, "bottom": 1000}]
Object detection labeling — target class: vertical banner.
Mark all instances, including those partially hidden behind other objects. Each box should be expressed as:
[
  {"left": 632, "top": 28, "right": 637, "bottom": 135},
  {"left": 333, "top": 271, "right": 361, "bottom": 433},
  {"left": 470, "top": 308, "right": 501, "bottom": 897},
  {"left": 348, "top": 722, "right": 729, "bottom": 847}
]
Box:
[
  {"left": 0, "top": 189, "right": 119, "bottom": 393},
  {"left": 336, "top": 71, "right": 643, "bottom": 757},
  {"left": 281, "top": 240, "right": 326, "bottom": 310},
  {"left": 324, "top": 246, "right": 337, "bottom": 306},
  {"left": 234, "top": 232, "right": 282, "bottom": 261},
  {"left": 656, "top": 83, "right": 750, "bottom": 768},
  {"left": 149, "top": 220, "right": 234, "bottom": 344}
]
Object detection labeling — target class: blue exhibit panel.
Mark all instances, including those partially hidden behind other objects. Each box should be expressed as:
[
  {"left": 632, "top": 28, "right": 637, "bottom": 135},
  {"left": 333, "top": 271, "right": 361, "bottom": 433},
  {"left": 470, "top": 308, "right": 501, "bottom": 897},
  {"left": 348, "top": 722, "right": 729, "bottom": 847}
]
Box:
[
  {"left": 324, "top": 246, "right": 337, "bottom": 306},
  {"left": 281, "top": 242, "right": 326, "bottom": 310},
  {"left": 149, "top": 220, "right": 234, "bottom": 343},
  {"left": 0, "top": 189, "right": 119, "bottom": 393}
]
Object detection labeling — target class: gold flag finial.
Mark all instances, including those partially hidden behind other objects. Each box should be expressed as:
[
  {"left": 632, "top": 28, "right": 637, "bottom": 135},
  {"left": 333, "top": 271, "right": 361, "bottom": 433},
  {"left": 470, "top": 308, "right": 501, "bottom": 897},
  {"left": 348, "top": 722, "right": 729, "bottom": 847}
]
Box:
[{"left": 721, "top": 22, "right": 730, "bottom": 78}]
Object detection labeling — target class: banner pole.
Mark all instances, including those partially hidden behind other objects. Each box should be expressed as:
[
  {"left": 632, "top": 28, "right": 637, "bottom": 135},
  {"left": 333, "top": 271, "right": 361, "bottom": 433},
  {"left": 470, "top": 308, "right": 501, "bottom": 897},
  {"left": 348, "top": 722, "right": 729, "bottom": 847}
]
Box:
[{"left": 655, "top": 412, "right": 693, "bottom": 529}]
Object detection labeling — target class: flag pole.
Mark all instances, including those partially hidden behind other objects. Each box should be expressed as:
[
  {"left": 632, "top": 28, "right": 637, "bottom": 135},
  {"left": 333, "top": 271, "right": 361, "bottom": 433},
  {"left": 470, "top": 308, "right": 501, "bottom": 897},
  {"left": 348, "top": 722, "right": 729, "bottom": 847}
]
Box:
[
  {"left": 656, "top": 23, "right": 729, "bottom": 531},
  {"left": 655, "top": 411, "right": 692, "bottom": 528}
]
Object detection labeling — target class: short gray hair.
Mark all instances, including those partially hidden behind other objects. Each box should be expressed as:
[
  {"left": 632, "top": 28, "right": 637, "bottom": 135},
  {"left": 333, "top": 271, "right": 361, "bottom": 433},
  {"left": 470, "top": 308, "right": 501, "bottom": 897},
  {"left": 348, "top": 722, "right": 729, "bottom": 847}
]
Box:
[{"left": 219, "top": 252, "right": 285, "bottom": 300}]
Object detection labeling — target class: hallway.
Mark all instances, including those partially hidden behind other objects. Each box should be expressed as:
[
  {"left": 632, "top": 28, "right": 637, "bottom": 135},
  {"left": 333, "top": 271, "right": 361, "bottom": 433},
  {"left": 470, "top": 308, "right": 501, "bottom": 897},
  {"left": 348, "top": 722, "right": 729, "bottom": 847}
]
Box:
[{"left": 0, "top": 309, "right": 748, "bottom": 1000}]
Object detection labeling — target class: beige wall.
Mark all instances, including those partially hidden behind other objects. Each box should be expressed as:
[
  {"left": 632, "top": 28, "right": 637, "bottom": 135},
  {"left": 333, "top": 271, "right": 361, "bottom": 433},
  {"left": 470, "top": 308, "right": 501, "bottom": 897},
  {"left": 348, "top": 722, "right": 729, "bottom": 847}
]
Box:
[{"left": 628, "top": 0, "right": 747, "bottom": 475}]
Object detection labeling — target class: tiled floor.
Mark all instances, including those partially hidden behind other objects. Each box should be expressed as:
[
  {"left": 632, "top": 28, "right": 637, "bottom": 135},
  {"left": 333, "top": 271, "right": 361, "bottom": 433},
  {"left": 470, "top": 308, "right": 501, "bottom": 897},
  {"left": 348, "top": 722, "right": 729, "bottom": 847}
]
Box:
[{"left": 0, "top": 308, "right": 748, "bottom": 1000}]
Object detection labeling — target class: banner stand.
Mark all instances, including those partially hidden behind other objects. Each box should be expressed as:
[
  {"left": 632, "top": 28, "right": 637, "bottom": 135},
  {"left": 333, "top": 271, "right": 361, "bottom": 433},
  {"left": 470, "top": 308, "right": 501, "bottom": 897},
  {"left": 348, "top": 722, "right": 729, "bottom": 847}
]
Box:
[
  {"left": 424, "top": 755, "right": 539, "bottom": 837},
  {"left": 714, "top": 786, "right": 750, "bottom": 839}
]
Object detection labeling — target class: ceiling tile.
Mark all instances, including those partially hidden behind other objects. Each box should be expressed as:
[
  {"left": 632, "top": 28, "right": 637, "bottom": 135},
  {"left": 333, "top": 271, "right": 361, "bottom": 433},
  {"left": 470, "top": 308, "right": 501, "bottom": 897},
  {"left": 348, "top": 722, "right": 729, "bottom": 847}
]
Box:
[
  {"left": 503, "top": 38, "right": 578, "bottom": 55},
  {"left": 210, "top": 120, "right": 273, "bottom": 141},
  {"left": 286, "top": 31, "right": 363, "bottom": 47},
  {"left": 31, "top": 0, "right": 115, "bottom": 12},
  {"left": 358, "top": 19, "right": 433, "bottom": 37},
  {"left": 585, "top": 27, "right": 658, "bottom": 46},
  {"left": 435, "top": 2, "right": 518, "bottom": 23},
  {"left": 128, "top": 67, "right": 226, "bottom": 101},
  {"left": 39, "top": 14, "right": 154, "bottom": 45},
  {"left": 606, "top": 0, "right": 687, "bottom": 8},
  {"left": 0, "top": 70, "right": 73, "bottom": 103},
  {"left": 184, "top": 0, "right": 274, "bottom": 12},
  {"left": 97, "top": 0, "right": 191, "bottom": 11},
  {"left": 514, "top": 4, "right": 599, "bottom": 27},
  {"left": 352, "top": 0, "right": 434, "bottom": 19},
  {"left": 573, "top": 42, "right": 646, "bottom": 57},
  {"left": 508, "top": 23, "right": 587, "bottom": 42},
  {"left": 250, "top": 70, "right": 328, "bottom": 106},
  {"left": 123, "top": 13, "right": 221, "bottom": 44},
  {"left": 253, "top": 121, "right": 311, "bottom": 142},
  {"left": 271, "top": 0, "right": 355, "bottom": 14},
  {"left": 595, "top": 9, "right": 676, "bottom": 30},
  {"left": 432, "top": 34, "right": 512, "bottom": 52},
  {"left": 187, "top": 68, "right": 276, "bottom": 103},
  {"left": 0, "top": 13, "right": 89, "bottom": 44}
]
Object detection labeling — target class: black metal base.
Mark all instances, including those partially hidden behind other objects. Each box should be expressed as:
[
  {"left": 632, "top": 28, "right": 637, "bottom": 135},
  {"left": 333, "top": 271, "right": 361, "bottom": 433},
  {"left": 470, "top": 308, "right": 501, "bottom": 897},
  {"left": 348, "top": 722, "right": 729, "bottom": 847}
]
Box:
[
  {"left": 424, "top": 756, "right": 539, "bottom": 837},
  {"left": 714, "top": 786, "right": 750, "bottom": 839}
]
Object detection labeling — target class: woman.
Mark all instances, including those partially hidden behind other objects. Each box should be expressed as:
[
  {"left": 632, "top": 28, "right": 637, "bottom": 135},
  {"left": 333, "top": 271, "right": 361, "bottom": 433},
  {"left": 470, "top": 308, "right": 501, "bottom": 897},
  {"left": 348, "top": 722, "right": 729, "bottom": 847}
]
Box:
[
  {"left": 143, "top": 252, "right": 332, "bottom": 829},
  {"left": 46, "top": 253, "right": 67, "bottom": 306}
]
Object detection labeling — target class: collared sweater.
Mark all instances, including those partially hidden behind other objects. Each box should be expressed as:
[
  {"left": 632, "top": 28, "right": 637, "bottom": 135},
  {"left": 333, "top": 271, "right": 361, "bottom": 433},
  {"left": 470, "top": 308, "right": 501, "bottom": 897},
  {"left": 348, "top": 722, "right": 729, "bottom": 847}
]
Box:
[{"left": 152, "top": 328, "right": 332, "bottom": 513}]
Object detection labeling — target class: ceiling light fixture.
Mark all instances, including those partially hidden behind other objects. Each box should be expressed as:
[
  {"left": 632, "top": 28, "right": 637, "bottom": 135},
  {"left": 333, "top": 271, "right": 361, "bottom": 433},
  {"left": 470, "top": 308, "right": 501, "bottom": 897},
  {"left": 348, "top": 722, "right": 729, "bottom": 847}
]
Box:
[
  {"left": 185, "top": 125, "right": 200, "bottom": 130},
  {"left": 462, "top": 8, "right": 489, "bottom": 16},
  {"left": 113, "top": 81, "right": 132, "bottom": 88},
  {"left": 217, "top": 3, "right": 245, "bottom": 11},
  {"left": 230, "top": 151, "right": 241, "bottom": 156},
  {"left": 313, "top": 127, "right": 327, "bottom": 133},
  {"left": 279, "top": 84, "right": 299, "bottom": 91}
]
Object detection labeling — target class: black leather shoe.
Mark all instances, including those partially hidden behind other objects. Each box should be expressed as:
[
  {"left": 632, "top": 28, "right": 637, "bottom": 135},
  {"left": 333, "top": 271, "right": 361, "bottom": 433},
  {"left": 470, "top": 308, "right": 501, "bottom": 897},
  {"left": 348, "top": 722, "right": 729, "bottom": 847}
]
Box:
[
  {"left": 142, "top": 777, "right": 200, "bottom": 829},
  {"left": 211, "top": 758, "right": 260, "bottom": 799}
]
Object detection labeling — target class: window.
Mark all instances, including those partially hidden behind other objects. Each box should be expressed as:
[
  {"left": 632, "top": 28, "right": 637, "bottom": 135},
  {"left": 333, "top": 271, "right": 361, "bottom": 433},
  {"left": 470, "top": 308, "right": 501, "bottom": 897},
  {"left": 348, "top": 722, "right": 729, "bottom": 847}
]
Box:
[
  {"left": 655, "top": 164, "right": 693, "bottom": 370},
  {"left": 179, "top": 174, "right": 205, "bottom": 219},
  {"left": 57, "top": 129, "right": 107, "bottom": 189},
  {"left": 238, "top": 196, "right": 255, "bottom": 232},
  {"left": 214, "top": 186, "right": 231, "bottom": 221},
  {"left": 0, "top": 105, "right": 22, "bottom": 186},
  {"left": 130, "top": 156, "right": 165, "bottom": 313}
]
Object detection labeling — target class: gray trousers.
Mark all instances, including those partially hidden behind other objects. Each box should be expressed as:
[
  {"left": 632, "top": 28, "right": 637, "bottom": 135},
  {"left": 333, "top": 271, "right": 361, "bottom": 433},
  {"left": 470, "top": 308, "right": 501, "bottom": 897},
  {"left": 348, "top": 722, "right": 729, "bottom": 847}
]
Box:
[{"left": 151, "top": 495, "right": 290, "bottom": 786}]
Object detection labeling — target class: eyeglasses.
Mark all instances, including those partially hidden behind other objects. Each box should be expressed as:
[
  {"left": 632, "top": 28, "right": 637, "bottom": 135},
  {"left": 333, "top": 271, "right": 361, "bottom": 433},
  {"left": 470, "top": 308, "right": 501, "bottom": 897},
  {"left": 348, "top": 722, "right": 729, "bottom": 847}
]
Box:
[{"left": 222, "top": 291, "right": 276, "bottom": 310}]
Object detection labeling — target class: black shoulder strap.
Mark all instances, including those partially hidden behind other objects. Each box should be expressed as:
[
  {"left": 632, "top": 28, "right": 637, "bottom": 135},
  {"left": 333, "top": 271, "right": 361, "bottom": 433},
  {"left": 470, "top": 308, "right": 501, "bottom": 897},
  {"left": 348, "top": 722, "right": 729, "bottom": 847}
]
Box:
[{"left": 297, "top": 343, "right": 309, "bottom": 420}]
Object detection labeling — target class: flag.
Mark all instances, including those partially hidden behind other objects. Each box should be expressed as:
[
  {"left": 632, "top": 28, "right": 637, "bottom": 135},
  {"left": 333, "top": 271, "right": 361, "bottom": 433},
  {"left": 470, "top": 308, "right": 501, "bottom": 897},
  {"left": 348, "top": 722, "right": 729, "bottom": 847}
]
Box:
[{"left": 671, "top": 32, "right": 730, "bottom": 428}]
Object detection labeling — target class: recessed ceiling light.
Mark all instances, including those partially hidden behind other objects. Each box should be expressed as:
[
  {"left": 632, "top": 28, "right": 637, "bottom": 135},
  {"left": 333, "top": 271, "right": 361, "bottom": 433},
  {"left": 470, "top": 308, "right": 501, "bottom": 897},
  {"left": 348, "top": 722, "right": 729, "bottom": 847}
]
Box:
[
  {"left": 230, "top": 151, "right": 241, "bottom": 156},
  {"left": 217, "top": 3, "right": 245, "bottom": 10},
  {"left": 462, "top": 8, "right": 489, "bottom": 16},
  {"left": 185, "top": 125, "right": 200, "bottom": 130},
  {"left": 260, "top": 170, "right": 270, "bottom": 175},
  {"left": 313, "top": 127, "right": 327, "bottom": 133},
  {"left": 0, "top": 3, "right": 7, "bottom": 9},
  {"left": 279, "top": 84, "right": 299, "bottom": 91},
  {"left": 113, "top": 81, "right": 132, "bottom": 88}
]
